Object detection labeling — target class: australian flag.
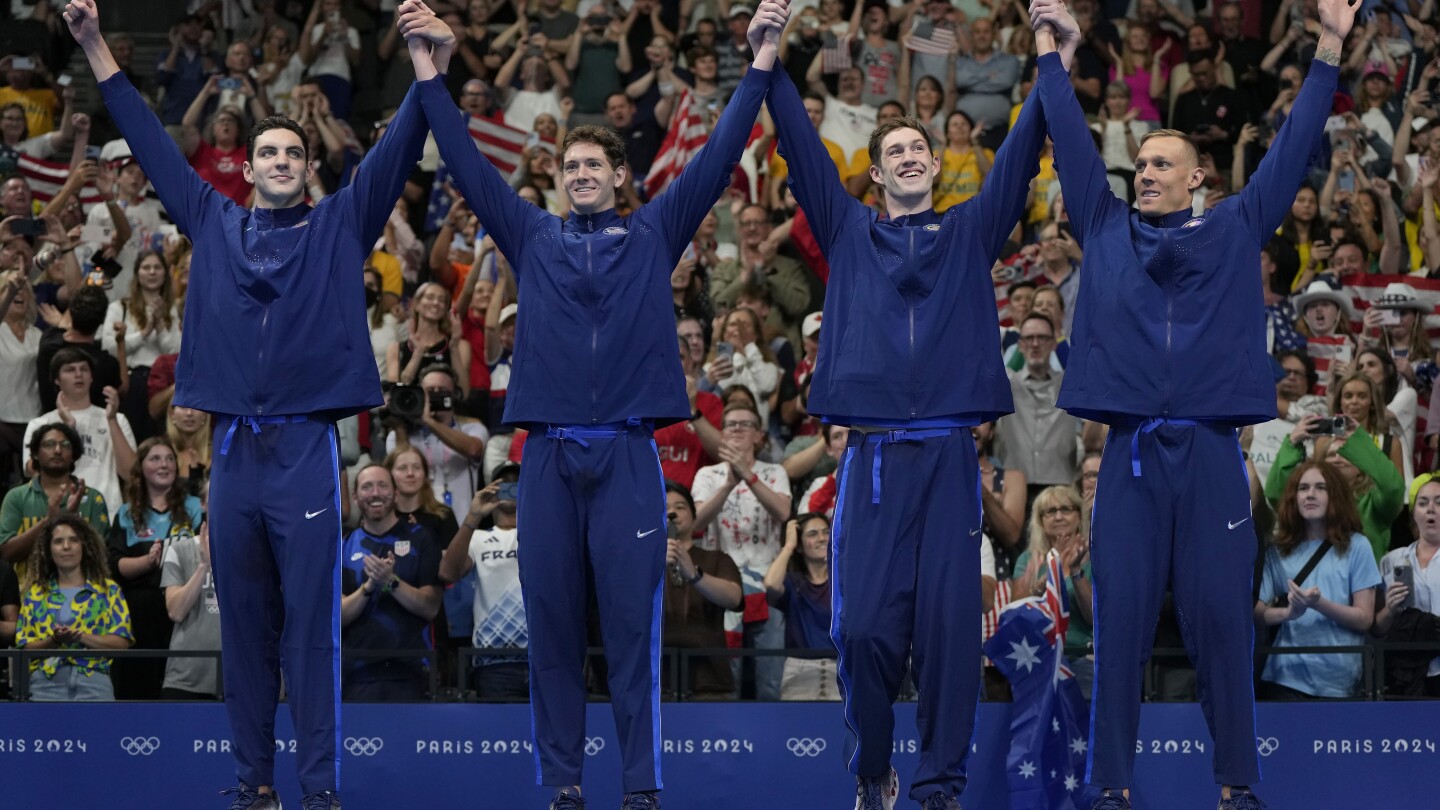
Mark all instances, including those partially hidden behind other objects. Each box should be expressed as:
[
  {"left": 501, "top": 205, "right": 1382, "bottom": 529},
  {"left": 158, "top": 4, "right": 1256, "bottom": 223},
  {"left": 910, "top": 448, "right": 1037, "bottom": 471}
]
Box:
[{"left": 982, "top": 550, "right": 1100, "bottom": 810}]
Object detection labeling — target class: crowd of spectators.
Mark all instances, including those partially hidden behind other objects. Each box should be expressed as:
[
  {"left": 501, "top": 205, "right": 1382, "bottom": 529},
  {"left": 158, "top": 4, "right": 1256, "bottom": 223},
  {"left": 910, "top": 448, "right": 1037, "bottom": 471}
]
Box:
[{"left": 3, "top": 0, "right": 1440, "bottom": 704}]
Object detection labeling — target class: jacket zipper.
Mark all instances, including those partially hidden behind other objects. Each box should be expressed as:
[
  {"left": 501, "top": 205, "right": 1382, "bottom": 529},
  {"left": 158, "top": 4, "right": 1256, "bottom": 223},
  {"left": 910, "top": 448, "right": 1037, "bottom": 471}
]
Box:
[
  {"left": 1162, "top": 226, "right": 1173, "bottom": 417},
  {"left": 587, "top": 215, "right": 598, "bottom": 424},
  {"left": 907, "top": 226, "right": 917, "bottom": 419}
]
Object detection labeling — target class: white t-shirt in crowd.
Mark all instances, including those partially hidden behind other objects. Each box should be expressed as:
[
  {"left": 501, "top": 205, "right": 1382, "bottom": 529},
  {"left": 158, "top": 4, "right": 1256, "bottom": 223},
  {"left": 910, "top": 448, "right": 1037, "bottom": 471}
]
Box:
[
  {"left": 468, "top": 526, "right": 526, "bottom": 659},
  {"left": 0, "top": 323, "right": 42, "bottom": 423},
  {"left": 691, "top": 459, "right": 790, "bottom": 573},
  {"left": 308, "top": 22, "right": 360, "bottom": 82},
  {"left": 820, "top": 97, "right": 878, "bottom": 161},
  {"left": 100, "top": 299, "right": 183, "bottom": 369}
]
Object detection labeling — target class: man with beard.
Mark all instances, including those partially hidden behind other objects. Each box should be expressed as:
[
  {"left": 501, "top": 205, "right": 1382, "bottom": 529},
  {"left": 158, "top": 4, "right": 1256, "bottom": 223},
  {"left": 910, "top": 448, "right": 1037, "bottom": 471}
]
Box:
[{"left": 339, "top": 464, "right": 443, "bottom": 702}]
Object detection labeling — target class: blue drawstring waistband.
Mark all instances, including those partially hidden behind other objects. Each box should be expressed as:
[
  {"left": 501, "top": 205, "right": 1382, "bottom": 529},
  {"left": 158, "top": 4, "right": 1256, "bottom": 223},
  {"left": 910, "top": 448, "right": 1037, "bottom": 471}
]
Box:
[
  {"left": 544, "top": 417, "right": 652, "bottom": 448},
  {"left": 1124, "top": 417, "right": 1198, "bottom": 477},
  {"left": 219, "top": 415, "right": 309, "bottom": 455},
  {"left": 863, "top": 428, "right": 957, "bottom": 504}
]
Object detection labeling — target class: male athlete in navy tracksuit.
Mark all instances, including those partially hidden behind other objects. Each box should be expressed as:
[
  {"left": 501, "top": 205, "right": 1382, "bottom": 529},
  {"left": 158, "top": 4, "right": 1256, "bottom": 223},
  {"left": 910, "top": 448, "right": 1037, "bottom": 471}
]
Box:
[
  {"left": 761, "top": 7, "right": 1062, "bottom": 807},
  {"left": 68, "top": 2, "right": 431, "bottom": 807},
  {"left": 401, "top": 6, "right": 788, "bottom": 808},
  {"left": 1028, "top": 2, "right": 1358, "bottom": 808}
]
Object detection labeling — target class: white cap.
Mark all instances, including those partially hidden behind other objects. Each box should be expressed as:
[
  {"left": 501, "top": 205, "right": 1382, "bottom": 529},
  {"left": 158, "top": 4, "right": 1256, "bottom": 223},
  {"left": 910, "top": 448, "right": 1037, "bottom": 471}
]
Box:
[
  {"left": 499, "top": 302, "right": 518, "bottom": 323},
  {"left": 802, "top": 311, "right": 823, "bottom": 338}
]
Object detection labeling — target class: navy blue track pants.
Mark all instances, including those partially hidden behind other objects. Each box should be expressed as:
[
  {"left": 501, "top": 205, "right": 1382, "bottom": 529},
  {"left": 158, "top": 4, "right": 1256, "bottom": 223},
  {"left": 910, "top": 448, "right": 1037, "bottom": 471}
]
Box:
[
  {"left": 831, "top": 427, "right": 983, "bottom": 802},
  {"left": 516, "top": 422, "right": 667, "bottom": 793},
  {"left": 1087, "top": 421, "right": 1260, "bottom": 788},
  {"left": 208, "top": 416, "right": 344, "bottom": 794}
]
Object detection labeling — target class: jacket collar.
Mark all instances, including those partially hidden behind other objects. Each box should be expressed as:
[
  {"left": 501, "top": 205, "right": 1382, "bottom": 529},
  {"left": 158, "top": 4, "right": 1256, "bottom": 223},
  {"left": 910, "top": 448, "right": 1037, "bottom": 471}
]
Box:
[
  {"left": 250, "top": 203, "right": 313, "bottom": 231},
  {"left": 1142, "top": 208, "right": 1200, "bottom": 229},
  {"left": 565, "top": 208, "right": 625, "bottom": 234}
]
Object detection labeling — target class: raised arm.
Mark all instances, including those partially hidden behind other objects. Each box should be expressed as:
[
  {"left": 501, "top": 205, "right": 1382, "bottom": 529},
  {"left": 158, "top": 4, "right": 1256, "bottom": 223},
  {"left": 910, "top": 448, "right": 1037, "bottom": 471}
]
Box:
[
  {"left": 1030, "top": 2, "right": 1126, "bottom": 241},
  {"left": 644, "top": 4, "right": 788, "bottom": 261},
  {"left": 1234, "top": 0, "right": 1353, "bottom": 245},
  {"left": 970, "top": 93, "right": 1048, "bottom": 261},
  {"left": 67, "top": 0, "right": 223, "bottom": 237}
]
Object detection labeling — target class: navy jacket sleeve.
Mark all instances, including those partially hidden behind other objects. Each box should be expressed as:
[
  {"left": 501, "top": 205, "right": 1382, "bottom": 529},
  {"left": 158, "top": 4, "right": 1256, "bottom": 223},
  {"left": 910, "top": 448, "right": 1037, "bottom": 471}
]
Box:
[
  {"left": 643, "top": 65, "right": 776, "bottom": 262},
  {"left": 1234, "top": 59, "right": 1339, "bottom": 246},
  {"left": 966, "top": 91, "right": 1047, "bottom": 261},
  {"left": 98, "top": 72, "right": 227, "bottom": 238},
  {"left": 330, "top": 84, "right": 429, "bottom": 248},
  {"left": 1033, "top": 52, "right": 1127, "bottom": 243},
  {"left": 768, "top": 69, "right": 858, "bottom": 254},
  {"left": 417, "top": 77, "right": 547, "bottom": 271}
]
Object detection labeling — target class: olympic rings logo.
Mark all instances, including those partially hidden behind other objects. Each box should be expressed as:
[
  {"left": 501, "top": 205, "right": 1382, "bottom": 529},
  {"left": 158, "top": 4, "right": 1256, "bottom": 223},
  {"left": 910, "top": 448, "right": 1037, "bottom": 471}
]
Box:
[
  {"left": 584, "top": 737, "right": 606, "bottom": 756},
  {"left": 786, "top": 737, "right": 827, "bottom": 757},
  {"left": 120, "top": 736, "right": 160, "bottom": 756},
  {"left": 344, "top": 737, "right": 384, "bottom": 757},
  {"left": 1256, "top": 737, "right": 1280, "bottom": 757}
]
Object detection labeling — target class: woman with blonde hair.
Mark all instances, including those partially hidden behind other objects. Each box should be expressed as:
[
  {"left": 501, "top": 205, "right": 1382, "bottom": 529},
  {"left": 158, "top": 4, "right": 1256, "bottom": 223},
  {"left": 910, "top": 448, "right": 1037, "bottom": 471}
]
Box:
[
  {"left": 17, "top": 515, "right": 133, "bottom": 700},
  {"left": 386, "top": 281, "right": 473, "bottom": 396},
  {"left": 1009, "top": 485, "right": 1095, "bottom": 691},
  {"left": 1320, "top": 371, "right": 1405, "bottom": 479},
  {"left": 166, "top": 405, "right": 212, "bottom": 497},
  {"left": 1106, "top": 22, "right": 1170, "bottom": 128}
]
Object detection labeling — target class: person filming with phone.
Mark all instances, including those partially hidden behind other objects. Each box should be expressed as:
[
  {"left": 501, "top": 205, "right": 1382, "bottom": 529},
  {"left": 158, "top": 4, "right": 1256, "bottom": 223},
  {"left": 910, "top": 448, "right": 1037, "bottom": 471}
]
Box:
[
  {"left": 438, "top": 474, "right": 528, "bottom": 700},
  {"left": 1373, "top": 473, "right": 1440, "bottom": 697}
]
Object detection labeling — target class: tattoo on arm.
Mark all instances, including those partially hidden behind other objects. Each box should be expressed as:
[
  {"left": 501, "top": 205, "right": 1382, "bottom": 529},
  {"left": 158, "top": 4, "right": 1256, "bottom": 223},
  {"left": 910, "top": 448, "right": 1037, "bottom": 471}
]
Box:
[{"left": 1316, "top": 47, "right": 1341, "bottom": 66}]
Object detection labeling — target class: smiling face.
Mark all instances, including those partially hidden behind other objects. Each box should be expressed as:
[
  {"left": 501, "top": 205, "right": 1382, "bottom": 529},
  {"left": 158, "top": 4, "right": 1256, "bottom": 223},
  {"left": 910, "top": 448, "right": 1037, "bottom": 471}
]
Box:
[
  {"left": 837, "top": 68, "right": 863, "bottom": 103},
  {"left": 0, "top": 104, "right": 25, "bottom": 144},
  {"left": 142, "top": 442, "right": 178, "bottom": 493},
  {"left": 1296, "top": 467, "right": 1330, "bottom": 521},
  {"left": 945, "top": 112, "right": 972, "bottom": 148},
  {"left": 243, "top": 126, "right": 311, "bottom": 208},
  {"left": 724, "top": 309, "right": 759, "bottom": 347},
  {"left": 561, "top": 142, "right": 625, "bottom": 215},
  {"left": 870, "top": 127, "right": 938, "bottom": 203},
  {"left": 412, "top": 283, "right": 448, "bottom": 324},
  {"left": 356, "top": 466, "right": 396, "bottom": 523},
  {"left": 798, "top": 516, "right": 830, "bottom": 563},
  {"left": 1134, "top": 135, "right": 1202, "bottom": 215},
  {"left": 135, "top": 253, "right": 167, "bottom": 294}
]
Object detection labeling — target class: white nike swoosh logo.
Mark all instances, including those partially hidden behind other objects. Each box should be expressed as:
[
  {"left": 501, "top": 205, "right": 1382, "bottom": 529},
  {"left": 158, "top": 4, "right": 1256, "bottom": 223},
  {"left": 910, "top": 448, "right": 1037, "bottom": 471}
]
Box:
[
  {"left": 636, "top": 528, "right": 659, "bottom": 538},
  {"left": 305, "top": 509, "right": 328, "bottom": 520},
  {"left": 969, "top": 528, "right": 982, "bottom": 536},
  {"left": 1228, "top": 518, "right": 1250, "bottom": 530}
]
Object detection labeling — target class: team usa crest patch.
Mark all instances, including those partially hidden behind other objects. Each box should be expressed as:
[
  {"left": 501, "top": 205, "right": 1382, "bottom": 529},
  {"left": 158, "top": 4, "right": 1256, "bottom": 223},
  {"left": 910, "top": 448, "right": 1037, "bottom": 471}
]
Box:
[
  {"left": 924, "top": 224, "right": 941, "bottom": 231},
  {"left": 1182, "top": 218, "right": 1205, "bottom": 228},
  {"left": 394, "top": 540, "right": 411, "bottom": 558},
  {"left": 603, "top": 227, "right": 627, "bottom": 235}
]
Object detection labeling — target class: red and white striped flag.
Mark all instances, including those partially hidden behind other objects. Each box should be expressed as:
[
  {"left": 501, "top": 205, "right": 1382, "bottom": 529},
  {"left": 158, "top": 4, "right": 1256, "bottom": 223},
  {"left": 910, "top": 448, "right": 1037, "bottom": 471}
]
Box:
[
  {"left": 644, "top": 89, "right": 709, "bottom": 199},
  {"left": 466, "top": 114, "right": 530, "bottom": 175},
  {"left": 907, "top": 25, "right": 958, "bottom": 57},
  {"left": 821, "top": 33, "right": 854, "bottom": 73},
  {"left": 17, "top": 153, "right": 103, "bottom": 212},
  {"left": 1305, "top": 334, "right": 1353, "bottom": 399}
]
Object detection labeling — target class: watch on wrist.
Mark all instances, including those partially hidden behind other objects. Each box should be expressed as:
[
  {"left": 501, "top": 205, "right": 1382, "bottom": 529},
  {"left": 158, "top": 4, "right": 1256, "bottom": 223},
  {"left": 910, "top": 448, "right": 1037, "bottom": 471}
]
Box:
[{"left": 685, "top": 567, "right": 704, "bottom": 585}]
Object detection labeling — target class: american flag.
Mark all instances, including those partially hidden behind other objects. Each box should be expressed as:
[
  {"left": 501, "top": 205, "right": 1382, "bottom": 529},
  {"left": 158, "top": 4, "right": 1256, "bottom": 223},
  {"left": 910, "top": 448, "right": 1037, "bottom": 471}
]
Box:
[
  {"left": 16, "top": 153, "right": 104, "bottom": 212},
  {"left": 982, "top": 550, "right": 1099, "bottom": 810},
  {"left": 425, "top": 113, "right": 552, "bottom": 233},
  {"left": 644, "top": 89, "right": 710, "bottom": 199},
  {"left": 1305, "top": 333, "right": 1353, "bottom": 399},
  {"left": 821, "top": 33, "right": 854, "bottom": 73},
  {"left": 907, "top": 23, "right": 958, "bottom": 57}
]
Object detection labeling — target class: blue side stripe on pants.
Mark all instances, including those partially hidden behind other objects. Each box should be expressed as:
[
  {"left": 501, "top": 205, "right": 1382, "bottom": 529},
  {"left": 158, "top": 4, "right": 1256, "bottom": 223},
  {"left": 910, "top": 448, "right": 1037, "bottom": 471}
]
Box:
[
  {"left": 326, "top": 425, "right": 343, "bottom": 791},
  {"left": 648, "top": 439, "right": 666, "bottom": 791},
  {"left": 828, "top": 445, "right": 861, "bottom": 773}
]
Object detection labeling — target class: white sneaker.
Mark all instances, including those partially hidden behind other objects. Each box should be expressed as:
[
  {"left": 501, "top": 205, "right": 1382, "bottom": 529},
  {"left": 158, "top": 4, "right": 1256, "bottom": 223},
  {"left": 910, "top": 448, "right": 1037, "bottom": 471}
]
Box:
[{"left": 854, "top": 767, "right": 899, "bottom": 810}]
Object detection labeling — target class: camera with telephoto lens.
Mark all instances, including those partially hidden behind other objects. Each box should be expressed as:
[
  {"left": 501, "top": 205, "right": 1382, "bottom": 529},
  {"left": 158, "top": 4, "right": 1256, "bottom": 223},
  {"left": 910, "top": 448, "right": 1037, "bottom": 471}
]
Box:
[{"left": 381, "top": 384, "right": 453, "bottom": 425}]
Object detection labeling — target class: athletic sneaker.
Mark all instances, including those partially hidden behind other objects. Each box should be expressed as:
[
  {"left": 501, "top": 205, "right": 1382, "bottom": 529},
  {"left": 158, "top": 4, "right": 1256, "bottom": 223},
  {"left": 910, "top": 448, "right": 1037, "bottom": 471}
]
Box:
[
  {"left": 221, "top": 785, "right": 281, "bottom": 810},
  {"left": 1091, "top": 790, "right": 1131, "bottom": 810},
  {"left": 549, "top": 789, "right": 586, "bottom": 810},
  {"left": 620, "top": 792, "right": 661, "bottom": 809},
  {"left": 1218, "top": 789, "right": 1267, "bottom": 810},
  {"left": 854, "top": 767, "right": 899, "bottom": 810},
  {"left": 919, "top": 792, "right": 961, "bottom": 809},
  {"left": 299, "top": 791, "right": 340, "bottom": 810}
]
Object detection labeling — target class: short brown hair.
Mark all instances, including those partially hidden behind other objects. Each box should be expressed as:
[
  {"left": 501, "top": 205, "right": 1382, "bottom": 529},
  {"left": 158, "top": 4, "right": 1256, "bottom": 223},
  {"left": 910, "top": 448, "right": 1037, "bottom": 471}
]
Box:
[
  {"left": 1139, "top": 128, "right": 1199, "bottom": 167},
  {"left": 561, "top": 124, "right": 628, "bottom": 172},
  {"left": 868, "top": 116, "right": 932, "bottom": 169}
]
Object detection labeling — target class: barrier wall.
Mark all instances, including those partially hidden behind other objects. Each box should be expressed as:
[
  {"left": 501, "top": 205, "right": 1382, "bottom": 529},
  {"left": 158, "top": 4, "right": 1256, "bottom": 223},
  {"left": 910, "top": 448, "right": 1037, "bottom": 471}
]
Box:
[{"left": 3, "top": 701, "right": 1438, "bottom": 808}]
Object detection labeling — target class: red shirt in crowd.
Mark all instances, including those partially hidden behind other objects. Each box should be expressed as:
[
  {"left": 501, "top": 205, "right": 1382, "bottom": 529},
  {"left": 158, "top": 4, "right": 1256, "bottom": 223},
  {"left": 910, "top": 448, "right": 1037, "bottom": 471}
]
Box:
[{"left": 189, "top": 141, "right": 251, "bottom": 204}]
